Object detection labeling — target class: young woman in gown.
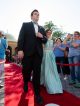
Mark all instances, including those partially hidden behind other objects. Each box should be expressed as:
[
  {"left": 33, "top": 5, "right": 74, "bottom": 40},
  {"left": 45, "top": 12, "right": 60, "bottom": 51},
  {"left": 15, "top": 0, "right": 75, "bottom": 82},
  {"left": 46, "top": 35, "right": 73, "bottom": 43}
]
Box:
[{"left": 40, "top": 29, "right": 63, "bottom": 94}]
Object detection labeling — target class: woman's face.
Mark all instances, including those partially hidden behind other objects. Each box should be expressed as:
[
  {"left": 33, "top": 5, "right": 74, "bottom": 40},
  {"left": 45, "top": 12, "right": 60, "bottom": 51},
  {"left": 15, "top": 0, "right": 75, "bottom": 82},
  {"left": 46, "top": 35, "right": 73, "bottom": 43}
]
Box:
[
  {"left": 46, "top": 30, "right": 52, "bottom": 38},
  {"left": 56, "top": 39, "right": 62, "bottom": 44}
]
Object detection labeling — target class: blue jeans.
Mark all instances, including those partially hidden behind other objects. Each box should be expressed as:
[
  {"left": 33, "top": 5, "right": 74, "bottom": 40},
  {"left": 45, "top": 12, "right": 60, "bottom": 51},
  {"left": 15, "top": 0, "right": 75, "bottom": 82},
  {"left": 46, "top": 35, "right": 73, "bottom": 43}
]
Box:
[
  {"left": 68, "top": 56, "right": 80, "bottom": 82},
  {"left": 78, "top": 55, "right": 80, "bottom": 81}
]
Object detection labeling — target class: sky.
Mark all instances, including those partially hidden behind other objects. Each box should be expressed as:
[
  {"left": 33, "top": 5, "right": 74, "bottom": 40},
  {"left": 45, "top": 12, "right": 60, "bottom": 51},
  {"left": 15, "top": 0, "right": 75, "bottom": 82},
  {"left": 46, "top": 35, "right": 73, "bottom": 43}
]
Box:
[{"left": 0, "top": 0, "right": 80, "bottom": 40}]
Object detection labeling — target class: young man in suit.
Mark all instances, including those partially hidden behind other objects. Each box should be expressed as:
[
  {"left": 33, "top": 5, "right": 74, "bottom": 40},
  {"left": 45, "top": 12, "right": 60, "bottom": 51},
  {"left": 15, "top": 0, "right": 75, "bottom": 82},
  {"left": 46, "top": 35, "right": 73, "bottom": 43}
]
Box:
[{"left": 17, "top": 9, "right": 47, "bottom": 104}]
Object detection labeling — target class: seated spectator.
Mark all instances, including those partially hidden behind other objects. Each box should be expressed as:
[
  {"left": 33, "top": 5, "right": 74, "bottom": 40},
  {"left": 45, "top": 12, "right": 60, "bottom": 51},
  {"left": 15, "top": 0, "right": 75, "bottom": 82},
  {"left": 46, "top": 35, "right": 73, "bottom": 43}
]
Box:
[
  {"left": 6, "top": 45, "right": 12, "bottom": 62},
  {"left": 12, "top": 47, "right": 21, "bottom": 65}
]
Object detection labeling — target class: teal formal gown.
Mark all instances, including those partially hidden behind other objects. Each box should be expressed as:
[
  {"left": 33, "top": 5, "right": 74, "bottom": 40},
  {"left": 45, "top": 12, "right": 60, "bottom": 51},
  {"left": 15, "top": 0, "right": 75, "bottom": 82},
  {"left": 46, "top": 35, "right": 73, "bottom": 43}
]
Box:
[{"left": 41, "top": 39, "right": 63, "bottom": 94}]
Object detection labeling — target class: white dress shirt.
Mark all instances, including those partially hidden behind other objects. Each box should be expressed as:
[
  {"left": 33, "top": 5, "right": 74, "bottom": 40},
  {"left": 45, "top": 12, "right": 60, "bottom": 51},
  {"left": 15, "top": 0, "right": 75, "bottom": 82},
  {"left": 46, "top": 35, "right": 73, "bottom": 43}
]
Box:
[{"left": 32, "top": 21, "right": 38, "bottom": 36}]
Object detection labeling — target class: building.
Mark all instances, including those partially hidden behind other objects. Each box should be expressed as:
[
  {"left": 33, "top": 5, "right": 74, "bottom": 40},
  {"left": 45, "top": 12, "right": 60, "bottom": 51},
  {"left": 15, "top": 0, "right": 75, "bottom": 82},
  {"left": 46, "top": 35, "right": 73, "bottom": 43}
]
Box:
[{"left": 5, "top": 33, "right": 17, "bottom": 54}]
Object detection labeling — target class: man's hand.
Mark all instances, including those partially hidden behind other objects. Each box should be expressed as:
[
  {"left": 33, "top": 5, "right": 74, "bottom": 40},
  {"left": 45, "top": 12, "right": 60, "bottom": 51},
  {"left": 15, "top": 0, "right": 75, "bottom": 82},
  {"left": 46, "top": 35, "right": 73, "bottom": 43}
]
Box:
[
  {"left": 66, "top": 34, "right": 72, "bottom": 40},
  {"left": 18, "top": 51, "right": 24, "bottom": 60},
  {"left": 36, "top": 32, "right": 43, "bottom": 38},
  {"left": 71, "top": 43, "right": 79, "bottom": 48}
]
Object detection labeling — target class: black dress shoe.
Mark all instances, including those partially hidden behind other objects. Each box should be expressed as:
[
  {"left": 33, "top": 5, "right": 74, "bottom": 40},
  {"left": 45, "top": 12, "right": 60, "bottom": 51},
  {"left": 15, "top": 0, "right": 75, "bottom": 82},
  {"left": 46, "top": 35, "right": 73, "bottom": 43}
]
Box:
[
  {"left": 23, "top": 85, "right": 28, "bottom": 92},
  {"left": 35, "top": 95, "right": 43, "bottom": 105}
]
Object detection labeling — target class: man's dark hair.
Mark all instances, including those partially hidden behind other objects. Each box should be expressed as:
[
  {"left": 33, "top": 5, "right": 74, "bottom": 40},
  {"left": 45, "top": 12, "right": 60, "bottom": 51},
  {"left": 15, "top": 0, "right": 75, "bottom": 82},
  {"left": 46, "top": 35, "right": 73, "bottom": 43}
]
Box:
[
  {"left": 31, "top": 9, "right": 39, "bottom": 16},
  {"left": 74, "top": 31, "right": 80, "bottom": 35}
]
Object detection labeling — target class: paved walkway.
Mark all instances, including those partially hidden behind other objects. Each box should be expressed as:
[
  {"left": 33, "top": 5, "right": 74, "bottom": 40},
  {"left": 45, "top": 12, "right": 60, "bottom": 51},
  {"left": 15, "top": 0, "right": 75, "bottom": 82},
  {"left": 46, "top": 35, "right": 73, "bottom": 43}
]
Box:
[
  {"left": 0, "top": 73, "right": 4, "bottom": 106},
  {"left": 61, "top": 75, "right": 80, "bottom": 98},
  {"left": 0, "top": 66, "right": 80, "bottom": 106}
]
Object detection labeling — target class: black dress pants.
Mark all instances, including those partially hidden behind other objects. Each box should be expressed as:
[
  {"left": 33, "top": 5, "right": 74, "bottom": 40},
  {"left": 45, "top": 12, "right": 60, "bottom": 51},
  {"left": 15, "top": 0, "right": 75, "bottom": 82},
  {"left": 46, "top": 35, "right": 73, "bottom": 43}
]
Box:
[
  {"left": 56, "top": 57, "right": 65, "bottom": 74},
  {"left": 22, "top": 52, "right": 42, "bottom": 96}
]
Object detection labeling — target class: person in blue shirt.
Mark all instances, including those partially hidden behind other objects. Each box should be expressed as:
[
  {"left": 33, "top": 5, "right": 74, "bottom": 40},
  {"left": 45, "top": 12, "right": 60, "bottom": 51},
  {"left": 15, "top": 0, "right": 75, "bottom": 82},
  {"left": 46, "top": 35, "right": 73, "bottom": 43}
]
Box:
[
  {"left": 0, "top": 31, "right": 8, "bottom": 88},
  {"left": 53, "top": 38, "right": 66, "bottom": 75},
  {"left": 63, "top": 31, "right": 80, "bottom": 88}
]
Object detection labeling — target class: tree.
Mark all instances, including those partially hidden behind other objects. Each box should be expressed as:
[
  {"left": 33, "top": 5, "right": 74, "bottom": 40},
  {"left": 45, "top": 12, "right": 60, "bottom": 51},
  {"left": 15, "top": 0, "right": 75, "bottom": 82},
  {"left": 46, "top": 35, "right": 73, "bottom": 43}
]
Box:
[
  {"left": 44, "top": 21, "right": 65, "bottom": 38},
  {"left": 53, "top": 30, "right": 64, "bottom": 38},
  {"left": 44, "top": 21, "right": 57, "bottom": 31}
]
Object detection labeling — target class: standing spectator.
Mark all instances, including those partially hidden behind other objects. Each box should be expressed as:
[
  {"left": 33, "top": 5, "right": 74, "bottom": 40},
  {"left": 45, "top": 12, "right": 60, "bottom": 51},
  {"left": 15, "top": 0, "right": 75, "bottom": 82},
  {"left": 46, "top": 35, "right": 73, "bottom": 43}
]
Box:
[
  {"left": 63, "top": 32, "right": 80, "bottom": 88},
  {"left": 53, "top": 38, "right": 66, "bottom": 76},
  {"left": 0, "top": 31, "right": 8, "bottom": 88},
  {"left": 64, "top": 46, "right": 70, "bottom": 79}
]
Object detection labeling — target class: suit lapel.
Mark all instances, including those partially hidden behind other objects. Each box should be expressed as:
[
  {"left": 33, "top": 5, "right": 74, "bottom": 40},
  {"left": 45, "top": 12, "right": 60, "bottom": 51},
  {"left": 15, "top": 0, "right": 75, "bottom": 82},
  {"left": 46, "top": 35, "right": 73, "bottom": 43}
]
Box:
[{"left": 30, "top": 22, "right": 35, "bottom": 34}]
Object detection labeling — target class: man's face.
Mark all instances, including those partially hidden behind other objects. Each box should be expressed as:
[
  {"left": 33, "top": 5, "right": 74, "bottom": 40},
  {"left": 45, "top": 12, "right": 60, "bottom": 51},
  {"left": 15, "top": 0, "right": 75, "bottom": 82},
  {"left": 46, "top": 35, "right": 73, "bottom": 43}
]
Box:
[
  {"left": 73, "top": 33, "right": 79, "bottom": 40},
  {"left": 31, "top": 11, "right": 39, "bottom": 22}
]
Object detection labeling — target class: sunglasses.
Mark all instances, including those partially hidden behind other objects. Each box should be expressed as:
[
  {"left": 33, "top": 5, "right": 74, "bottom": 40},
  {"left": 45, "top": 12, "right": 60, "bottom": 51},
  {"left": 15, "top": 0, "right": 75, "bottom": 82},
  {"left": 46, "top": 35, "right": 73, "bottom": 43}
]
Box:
[{"left": 74, "top": 34, "right": 79, "bottom": 36}]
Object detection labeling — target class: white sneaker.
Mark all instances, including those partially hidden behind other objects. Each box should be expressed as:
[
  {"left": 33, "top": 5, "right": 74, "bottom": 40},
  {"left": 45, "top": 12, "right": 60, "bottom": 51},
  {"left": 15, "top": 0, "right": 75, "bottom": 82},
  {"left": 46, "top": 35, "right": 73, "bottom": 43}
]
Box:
[
  {"left": 0, "top": 84, "right": 3, "bottom": 89},
  {"left": 64, "top": 76, "right": 67, "bottom": 80}
]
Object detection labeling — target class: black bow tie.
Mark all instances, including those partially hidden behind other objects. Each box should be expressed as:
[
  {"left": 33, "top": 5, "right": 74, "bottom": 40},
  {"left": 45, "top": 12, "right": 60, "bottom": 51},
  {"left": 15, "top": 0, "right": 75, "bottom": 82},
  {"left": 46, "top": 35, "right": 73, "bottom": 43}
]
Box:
[{"left": 33, "top": 21, "right": 38, "bottom": 25}]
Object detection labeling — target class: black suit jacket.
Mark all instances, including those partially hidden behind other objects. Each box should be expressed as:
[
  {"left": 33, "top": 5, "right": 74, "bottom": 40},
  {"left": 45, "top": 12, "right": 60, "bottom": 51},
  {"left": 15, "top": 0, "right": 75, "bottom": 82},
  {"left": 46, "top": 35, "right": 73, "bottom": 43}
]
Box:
[{"left": 17, "top": 22, "right": 47, "bottom": 57}]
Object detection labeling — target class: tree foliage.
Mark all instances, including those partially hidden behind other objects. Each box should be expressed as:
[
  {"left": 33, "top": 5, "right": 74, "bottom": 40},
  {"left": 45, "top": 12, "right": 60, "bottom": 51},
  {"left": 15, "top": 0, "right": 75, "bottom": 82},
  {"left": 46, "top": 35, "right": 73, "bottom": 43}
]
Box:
[
  {"left": 44, "top": 21, "right": 57, "bottom": 31},
  {"left": 44, "top": 21, "right": 65, "bottom": 38}
]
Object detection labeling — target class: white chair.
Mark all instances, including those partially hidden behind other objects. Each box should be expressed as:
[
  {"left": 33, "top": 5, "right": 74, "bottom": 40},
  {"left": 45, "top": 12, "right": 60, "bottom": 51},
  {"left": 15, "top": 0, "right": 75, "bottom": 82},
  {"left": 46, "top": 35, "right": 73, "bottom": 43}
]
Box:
[{"left": 45, "top": 103, "right": 60, "bottom": 106}]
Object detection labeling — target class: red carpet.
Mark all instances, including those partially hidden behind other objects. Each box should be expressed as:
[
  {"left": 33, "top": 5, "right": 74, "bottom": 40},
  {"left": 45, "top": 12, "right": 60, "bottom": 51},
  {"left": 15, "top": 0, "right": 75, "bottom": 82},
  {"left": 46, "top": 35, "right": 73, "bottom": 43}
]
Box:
[{"left": 5, "top": 63, "right": 80, "bottom": 106}]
